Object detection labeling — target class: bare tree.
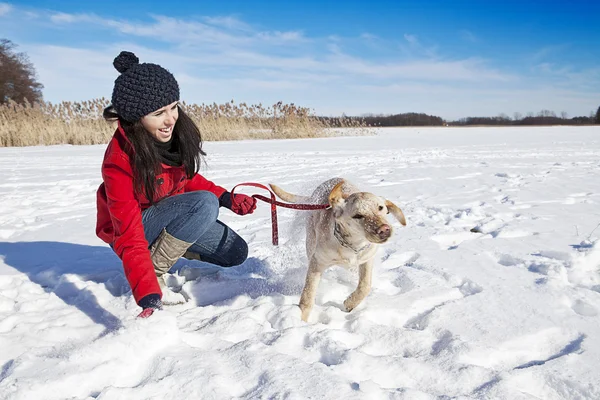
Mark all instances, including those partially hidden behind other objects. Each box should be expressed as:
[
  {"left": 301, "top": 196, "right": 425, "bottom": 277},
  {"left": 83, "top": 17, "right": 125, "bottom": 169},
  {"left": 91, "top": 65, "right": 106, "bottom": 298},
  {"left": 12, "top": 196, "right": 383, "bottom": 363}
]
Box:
[
  {"left": 0, "top": 39, "right": 43, "bottom": 104},
  {"left": 560, "top": 111, "right": 568, "bottom": 119},
  {"left": 596, "top": 106, "right": 600, "bottom": 124},
  {"left": 537, "top": 109, "right": 556, "bottom": 117},
  {"left": 513, "top": 112, "right": 522, "bottom": 121}
]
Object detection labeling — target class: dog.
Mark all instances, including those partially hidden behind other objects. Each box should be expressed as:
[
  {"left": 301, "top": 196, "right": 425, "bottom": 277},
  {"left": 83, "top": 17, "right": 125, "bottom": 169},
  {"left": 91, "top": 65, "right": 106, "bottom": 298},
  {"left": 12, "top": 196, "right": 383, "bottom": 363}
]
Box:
[{"left": 269, "top": 178, "right": 406, "bottom": 321}]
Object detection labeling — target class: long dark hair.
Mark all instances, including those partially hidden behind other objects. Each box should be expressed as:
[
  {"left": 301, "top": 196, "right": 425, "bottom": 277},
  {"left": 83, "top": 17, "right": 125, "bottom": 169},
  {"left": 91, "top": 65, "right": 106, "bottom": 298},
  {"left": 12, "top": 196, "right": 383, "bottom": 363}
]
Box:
[{"left": 103, "top": 105, "right": 206, "bottom": 204}]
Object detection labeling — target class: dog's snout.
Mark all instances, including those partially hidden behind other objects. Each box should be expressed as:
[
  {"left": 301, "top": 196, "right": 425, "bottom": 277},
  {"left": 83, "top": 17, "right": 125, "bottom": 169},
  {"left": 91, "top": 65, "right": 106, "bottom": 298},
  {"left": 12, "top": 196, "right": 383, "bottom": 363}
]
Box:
[{"left": 377, "top": 224, "right": 391, "bottom": 239}]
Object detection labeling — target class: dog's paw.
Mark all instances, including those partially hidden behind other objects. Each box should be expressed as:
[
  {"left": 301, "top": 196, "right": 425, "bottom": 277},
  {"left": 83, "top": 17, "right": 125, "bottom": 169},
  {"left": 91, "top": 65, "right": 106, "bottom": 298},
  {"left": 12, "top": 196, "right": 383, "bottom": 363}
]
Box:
[
  {"left": 343, "top": 301, "right": 352, "bottom": 312},
  {"left": 300, "top": 305, "right": 311, "bottom": 322},
  {"left": 344, "top": 298, "right": 358, "bottom": 312}
]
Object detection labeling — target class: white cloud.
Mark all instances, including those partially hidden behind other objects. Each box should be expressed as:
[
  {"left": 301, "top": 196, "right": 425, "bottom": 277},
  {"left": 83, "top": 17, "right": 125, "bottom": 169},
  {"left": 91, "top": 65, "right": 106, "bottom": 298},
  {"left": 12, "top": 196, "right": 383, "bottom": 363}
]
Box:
[
  {"left": 0, "top": 2, "right": 12, "bottom": 16},
  {"left": 24, "top": 11, "right": 39, "bottom": 19},
  {"left": 329, "top": 82, "right": 599, "bottom": 119},
  {"left": 24, "top": 42, "right": 598, "bottom": 120},
  {"left": 25, "top": 40, "right": 517, "bottom": 118},
  {"left": 201, "top": 15, "right": 251, "bottom": 31},
  {"left": 400, "top": 33, "right": 439, "bottom": 59},
  {"left": 404, "top": 34, "right": 419, "bottom": 45},
  {"left": 324, "top": 53, "right": 513, "bottom": 82},
  {"left": 532, "top": 62, "right": 569, "bottom": 75},
  {"left": 360, "top": 33, "right": 378, "bottom": 41},
  {"left": 44, "top": 11, "right": 305, "bottom": 47},
  {"left": 50, "top": 12, "right": 81, "bottom": 23},
  {"left": 529, "top": 62, "right": 600, "bottom": 91},
  {"left": 256, "top": 30, "right": 305, "bottom": 42},
  {"left": 530, "top": 44, "right": 568, "bottom": 63},
  {"left": 459, "top": 30, "right": 479, "bottom": 43},
  {"left": 25, "top": 45, "right": 117, "bottom": 102},
  {"left": 8, "top": 5, "right": 596, "bottom": 120}
]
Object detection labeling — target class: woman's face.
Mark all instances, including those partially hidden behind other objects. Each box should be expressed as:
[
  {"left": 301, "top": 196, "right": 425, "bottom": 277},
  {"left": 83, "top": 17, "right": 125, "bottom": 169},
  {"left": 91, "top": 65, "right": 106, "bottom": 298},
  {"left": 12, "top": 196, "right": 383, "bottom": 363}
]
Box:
[{"left": 141, "top": 101, "right": 179, "bottom": 142}]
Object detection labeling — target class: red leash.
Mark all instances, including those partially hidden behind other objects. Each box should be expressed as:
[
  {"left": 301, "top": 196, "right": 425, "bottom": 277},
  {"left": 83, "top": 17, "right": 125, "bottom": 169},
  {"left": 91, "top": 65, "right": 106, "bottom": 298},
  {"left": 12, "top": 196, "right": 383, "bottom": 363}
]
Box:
[{"left": 230, "top": 183, "right": 330, "bottom": 245}]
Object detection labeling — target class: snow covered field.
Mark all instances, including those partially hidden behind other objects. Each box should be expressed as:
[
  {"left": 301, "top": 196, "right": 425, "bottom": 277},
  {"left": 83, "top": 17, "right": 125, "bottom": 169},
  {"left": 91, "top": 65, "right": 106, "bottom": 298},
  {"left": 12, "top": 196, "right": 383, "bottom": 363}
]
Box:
[{"left": 1, "top": 126, "right": 599, "bottom": 399}]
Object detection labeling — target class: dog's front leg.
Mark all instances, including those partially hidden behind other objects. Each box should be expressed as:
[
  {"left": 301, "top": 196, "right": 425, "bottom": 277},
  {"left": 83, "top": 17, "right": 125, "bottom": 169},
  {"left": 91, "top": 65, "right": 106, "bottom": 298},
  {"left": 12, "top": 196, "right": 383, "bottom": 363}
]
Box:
[
  {"left": 299, "top": 257, "right": 322, "bottom": 322},
  {"left": 343, "top": 260, "right": 373, "bottom": 312}
]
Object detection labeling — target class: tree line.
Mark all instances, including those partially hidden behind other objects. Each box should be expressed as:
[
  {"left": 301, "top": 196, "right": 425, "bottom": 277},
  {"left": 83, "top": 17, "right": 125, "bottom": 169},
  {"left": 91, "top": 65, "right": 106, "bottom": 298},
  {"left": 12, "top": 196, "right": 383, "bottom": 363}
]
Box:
[
  {"left": 323, "top": 109, "right": 599, "bottom": 127},
  {"left": 2, "top": 38, "right": 600, "bottom": 126},
  {"left": 318, "top": 112, "right": 445, "bottom": 128},
  {"left": 449, "top": 110, "right": 598, "bottom": 126}
]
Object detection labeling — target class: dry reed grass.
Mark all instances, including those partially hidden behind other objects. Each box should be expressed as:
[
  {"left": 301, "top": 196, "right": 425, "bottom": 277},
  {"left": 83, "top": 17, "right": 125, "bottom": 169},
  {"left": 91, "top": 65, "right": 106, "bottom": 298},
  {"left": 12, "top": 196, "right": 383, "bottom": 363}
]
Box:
[{"left": 0, "top": 99, "right": 369, "bottom": 147}]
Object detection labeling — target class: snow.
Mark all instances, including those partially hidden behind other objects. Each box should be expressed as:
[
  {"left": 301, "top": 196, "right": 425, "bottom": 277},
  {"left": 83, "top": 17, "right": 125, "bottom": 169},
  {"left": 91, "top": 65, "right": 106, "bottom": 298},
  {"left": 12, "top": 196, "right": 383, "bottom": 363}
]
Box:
[{"left": 1, "top": 126, "right": 599, "bottom": 399}]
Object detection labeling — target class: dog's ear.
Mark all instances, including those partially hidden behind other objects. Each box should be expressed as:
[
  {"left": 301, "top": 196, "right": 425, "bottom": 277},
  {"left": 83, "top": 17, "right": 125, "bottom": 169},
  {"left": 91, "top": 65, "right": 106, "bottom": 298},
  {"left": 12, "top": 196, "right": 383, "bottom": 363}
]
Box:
[
  {"left": 328, "top": 181, "right": 348, "bottom": 213},
  {"left": 385, "top": 199, "right": 407, "bottom": 226}
]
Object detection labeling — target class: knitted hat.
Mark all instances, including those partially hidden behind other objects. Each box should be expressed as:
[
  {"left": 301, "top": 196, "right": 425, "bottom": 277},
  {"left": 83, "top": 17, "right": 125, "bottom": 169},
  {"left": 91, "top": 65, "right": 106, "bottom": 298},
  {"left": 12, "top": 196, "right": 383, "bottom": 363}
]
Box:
[{"left": 110, "top": 51, "right": 180, "bottom": 122}]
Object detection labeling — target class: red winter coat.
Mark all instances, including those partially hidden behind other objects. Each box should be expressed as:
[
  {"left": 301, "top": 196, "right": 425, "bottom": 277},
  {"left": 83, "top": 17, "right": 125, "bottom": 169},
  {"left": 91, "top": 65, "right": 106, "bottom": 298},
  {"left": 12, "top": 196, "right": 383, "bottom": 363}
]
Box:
[{"left": 96, "top": 124, "right": 227, "bottom": 304}]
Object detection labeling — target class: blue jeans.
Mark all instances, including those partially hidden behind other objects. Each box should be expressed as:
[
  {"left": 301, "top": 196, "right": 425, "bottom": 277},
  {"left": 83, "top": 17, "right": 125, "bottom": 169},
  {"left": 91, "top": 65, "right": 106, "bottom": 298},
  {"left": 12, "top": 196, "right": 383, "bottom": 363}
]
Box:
[{"left": 141, "top": 191, "right": 248, "bottom": 268}]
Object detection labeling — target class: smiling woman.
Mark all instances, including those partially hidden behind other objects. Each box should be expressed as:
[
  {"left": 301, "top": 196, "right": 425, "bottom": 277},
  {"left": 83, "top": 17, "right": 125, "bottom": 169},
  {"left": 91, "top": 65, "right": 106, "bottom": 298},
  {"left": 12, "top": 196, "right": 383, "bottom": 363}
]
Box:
[
  {"left": 141, "top": 101, "right": 179, "bottom": 142},
  {"left": 97, "top": 51, "right": 258, "bottom": 318}
]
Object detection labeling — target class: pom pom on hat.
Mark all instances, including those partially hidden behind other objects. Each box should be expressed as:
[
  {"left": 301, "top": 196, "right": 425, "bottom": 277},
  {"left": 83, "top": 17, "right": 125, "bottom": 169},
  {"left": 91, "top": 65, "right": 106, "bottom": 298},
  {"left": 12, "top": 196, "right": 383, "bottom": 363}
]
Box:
[{"left": 113, "top": 51, "right": 139, "bottom": 74}]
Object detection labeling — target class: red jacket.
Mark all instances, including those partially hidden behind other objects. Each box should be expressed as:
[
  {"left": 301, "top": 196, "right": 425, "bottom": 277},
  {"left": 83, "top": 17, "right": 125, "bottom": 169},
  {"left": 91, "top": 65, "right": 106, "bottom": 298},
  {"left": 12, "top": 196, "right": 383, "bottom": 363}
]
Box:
[{"left": 96, "top": 124, "right": 227, "bottom": 304}]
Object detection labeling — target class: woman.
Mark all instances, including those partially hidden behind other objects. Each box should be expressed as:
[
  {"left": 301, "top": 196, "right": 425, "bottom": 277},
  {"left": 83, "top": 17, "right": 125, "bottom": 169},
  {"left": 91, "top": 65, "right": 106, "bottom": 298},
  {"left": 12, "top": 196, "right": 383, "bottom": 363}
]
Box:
[{"left": 96, "top": 51, "right": 256, "bottom": 318}]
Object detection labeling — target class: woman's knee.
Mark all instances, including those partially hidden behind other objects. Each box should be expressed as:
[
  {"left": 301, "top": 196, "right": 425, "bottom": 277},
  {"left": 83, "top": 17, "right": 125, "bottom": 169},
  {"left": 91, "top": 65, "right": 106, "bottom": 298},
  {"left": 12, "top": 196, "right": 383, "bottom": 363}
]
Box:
[
  {"left": 223, "top": 237, "right": 248, "bottom": 267},
  {"left": 187, "top": 191, "right": 219, "bottom": 222}
]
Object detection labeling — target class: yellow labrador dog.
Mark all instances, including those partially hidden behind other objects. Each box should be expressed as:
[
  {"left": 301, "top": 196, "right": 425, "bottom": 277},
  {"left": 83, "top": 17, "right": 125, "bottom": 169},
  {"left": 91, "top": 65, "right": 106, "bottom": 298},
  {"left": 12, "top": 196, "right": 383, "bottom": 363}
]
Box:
[{"left": 269, "top": 178, "right": 406, "bottom": 321}]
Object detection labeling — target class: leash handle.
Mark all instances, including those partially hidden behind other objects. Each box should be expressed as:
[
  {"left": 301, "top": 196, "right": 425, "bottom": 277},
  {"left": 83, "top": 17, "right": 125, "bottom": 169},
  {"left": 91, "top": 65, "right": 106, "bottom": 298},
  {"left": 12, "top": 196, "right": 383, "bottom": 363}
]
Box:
[{"left": 230, "top": 183, "right": 329, "bottom": 246}]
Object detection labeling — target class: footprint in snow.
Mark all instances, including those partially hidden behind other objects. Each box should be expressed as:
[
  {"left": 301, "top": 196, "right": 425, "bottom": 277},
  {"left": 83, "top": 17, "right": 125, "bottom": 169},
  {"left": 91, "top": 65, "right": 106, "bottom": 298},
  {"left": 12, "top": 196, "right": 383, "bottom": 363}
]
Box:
[
  {"left": 380, "top": 251, "right": 420, "bottom": 268},
  {"left": 564, "top": 192, "right": 594, "bottom": 205},
  {"left": 447, "top": 172, "right": 482, "bottom": 180},
  {"left": 460, "top": 328, "right": 585, "bottom": 371},
  {"left": 431, "top": 231, "right": 479, "bottom": 250},
  {"left": 494, "top": 229, "right": 534, "bottom": 239},
  {"left": 571, "top": 299, "right": 598, "bottom": 317},
  {"left": 398, "top": 275, "right": 483, "bottom": 332},
  {"left": 402, "top": 280, "right": 482, "bottom": 331}
]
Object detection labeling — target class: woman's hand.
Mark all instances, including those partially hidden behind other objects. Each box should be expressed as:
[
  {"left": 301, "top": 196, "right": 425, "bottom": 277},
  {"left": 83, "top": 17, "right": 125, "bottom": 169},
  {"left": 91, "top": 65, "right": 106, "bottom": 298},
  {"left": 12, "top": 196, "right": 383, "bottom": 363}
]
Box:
[
  {"left": 137, "top": 293, "right": 162, "bottom": 318},
  {"left": 219, "top": 192, "right": 257, "bottom": 215}
]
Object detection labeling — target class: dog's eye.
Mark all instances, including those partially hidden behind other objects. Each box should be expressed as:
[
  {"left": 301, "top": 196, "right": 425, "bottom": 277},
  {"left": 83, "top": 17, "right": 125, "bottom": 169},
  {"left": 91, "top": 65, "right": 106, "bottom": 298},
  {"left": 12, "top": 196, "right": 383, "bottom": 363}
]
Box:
[
  {"left": 379, "top": 206, "right": 384, "bottom": 211},
  {"left": 352, "top": 214, "right": 363, "bottom": 219}
]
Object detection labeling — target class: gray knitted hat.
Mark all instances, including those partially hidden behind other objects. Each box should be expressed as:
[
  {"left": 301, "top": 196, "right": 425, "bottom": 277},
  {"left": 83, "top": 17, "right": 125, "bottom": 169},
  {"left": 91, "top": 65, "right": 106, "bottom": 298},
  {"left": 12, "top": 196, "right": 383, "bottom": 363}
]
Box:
[{"left": 111, "top": 51, "right": 180, "bottom": 122}]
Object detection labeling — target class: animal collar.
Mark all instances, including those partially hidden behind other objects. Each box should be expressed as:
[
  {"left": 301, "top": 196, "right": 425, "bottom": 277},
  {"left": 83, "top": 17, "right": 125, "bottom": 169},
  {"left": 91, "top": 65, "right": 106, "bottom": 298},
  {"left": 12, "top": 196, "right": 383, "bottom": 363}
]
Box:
[{"left": 334, "top": 222, "right": 372, "bottom": 254}]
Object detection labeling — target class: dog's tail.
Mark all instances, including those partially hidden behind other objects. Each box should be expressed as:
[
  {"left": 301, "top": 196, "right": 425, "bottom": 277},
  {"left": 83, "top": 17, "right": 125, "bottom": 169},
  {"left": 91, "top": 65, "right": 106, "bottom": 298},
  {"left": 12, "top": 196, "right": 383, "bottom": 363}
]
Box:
[{"left": 269, "top": 184, "right": 310, "bottom": 203}]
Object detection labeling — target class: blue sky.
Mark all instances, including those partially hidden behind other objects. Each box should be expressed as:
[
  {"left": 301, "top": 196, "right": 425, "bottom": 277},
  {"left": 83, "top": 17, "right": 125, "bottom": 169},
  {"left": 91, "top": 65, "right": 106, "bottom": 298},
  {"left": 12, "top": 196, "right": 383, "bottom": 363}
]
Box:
[{"left": 1, "top": 0, "right": 599, "bottom": 119}]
